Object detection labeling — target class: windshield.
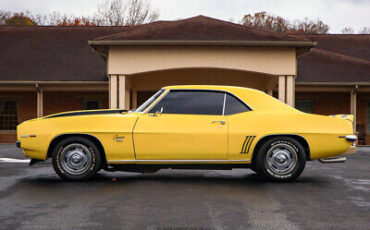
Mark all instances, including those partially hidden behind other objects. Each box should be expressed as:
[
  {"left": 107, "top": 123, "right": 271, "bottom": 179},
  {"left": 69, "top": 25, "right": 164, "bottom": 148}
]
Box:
[{"left": 135, "top": 89, "right": 165, "bottom": 112}]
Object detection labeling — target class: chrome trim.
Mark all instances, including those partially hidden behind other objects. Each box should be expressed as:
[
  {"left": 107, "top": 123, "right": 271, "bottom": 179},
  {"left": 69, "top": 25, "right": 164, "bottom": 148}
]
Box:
[
  {"left": 108, "top": 159, "right": 251, "bottom": 163},
  {"left": 319, "top": 157, "right": 346, "bottom": 163},
  {"left": 20, "top": 134, "right": 36, "bottom": 138},
  {"left": 345, "top": 135, "right": 357, "bottom": 142},
  {"left": 143, "top": 89, "right": 169, "bottom": 114},
  {"left": 222, "top": 93, "right": 226, "bottom": 115},
  {"left": 211, "top": 120, "right": 226, "bottom": 125}
]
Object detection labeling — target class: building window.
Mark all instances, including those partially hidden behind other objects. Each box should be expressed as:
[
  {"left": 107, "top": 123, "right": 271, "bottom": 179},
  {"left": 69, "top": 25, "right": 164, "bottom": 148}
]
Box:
[
  {"left": 367, "top": 101, "right": 370, "bottom": 133},
  {"left": 81, "top": 99, "right": 102, "bottom": 110},
  {"left": 295, "top": 99, "right": 315, "bottom": 113},
  {"left": 0, "top": 99, "right": 18, "bottom": 130}
]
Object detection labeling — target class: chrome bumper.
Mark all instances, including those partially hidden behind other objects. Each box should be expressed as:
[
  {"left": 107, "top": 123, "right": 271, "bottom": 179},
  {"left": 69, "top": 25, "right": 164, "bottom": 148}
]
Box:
[
  {"left": 344, "top": 135, "right": 357, "bottom": 142},
  {"left": 319, "top": 157, "right": 346, "bottom": 163}
]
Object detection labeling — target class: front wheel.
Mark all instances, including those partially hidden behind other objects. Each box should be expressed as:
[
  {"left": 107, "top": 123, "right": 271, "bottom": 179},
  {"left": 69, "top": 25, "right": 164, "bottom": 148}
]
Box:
[
  {"left": 52, "top": 137, "right": 101, "bottom": 181},
  {"left": 255, "top": 137, "right": 306, "bottom": 182}
]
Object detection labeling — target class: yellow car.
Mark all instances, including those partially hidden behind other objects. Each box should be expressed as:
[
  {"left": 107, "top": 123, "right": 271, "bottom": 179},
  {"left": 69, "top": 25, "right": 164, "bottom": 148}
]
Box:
[{"left": 16, "top": 85, "right": 356, "bottom": 182}]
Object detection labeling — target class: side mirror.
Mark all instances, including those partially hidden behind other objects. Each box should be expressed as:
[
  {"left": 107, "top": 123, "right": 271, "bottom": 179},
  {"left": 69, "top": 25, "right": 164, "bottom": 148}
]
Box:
[{"left": 149, "top": 107, "right": 163, "bottom": 117}]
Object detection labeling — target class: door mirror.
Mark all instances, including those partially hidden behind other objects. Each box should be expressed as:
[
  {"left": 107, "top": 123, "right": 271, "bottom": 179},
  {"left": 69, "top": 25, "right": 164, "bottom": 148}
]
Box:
[{"left": 149, "top": 107, "right": 163, "bottom": 117}]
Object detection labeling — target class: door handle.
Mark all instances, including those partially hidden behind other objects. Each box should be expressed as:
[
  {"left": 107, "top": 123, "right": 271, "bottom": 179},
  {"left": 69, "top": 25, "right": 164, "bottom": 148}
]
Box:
[{"left": 211, "top": 120, "right": 226, "bottom": 125}]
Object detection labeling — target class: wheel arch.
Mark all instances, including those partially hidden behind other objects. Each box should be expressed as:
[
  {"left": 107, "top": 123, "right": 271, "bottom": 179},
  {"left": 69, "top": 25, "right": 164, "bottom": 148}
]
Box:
[
  {"left": 47, "top": 133, "right": 107, "bottom": 167},
  {"left": 251, "top": 134, "right": 311, "bottom": 166}
]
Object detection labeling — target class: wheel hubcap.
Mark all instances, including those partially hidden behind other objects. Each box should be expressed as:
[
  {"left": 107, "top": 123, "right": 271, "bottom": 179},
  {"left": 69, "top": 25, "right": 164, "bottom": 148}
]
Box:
[
  {"left": 266, "top": 143, "right": 298, "bottom": 175},
  {"left": 60, "top": 144, "right": 92, "bottom": 175}
]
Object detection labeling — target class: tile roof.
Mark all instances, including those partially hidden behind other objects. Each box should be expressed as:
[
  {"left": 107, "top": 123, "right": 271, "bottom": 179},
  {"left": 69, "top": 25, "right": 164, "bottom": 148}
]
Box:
[
  {"left": 297, "top": 48, "right": 370, "bottom": 82},
  {"left": 0, "top": 26, "right": 128, "bottom": 81},
  {"left": 93, "top": 15, "right": 311, "bottom": 43},
  {"left": 0, "top": 16, "right": 369, "bottom": 83},
  {"left": 299, "top": 34, "right": 370, "bottom": 61}
]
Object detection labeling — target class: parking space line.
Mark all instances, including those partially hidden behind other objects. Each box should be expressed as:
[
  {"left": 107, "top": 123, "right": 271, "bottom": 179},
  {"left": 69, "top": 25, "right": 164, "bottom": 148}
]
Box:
[{"left": 0, "top": 158, "right": 30, "bottom": 163}]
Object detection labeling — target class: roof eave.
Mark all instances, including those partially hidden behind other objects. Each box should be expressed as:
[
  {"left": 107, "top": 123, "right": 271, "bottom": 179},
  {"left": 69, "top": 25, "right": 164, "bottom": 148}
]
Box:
[{"left": 88, "top": 40, "right": 317, "bottom": 47}]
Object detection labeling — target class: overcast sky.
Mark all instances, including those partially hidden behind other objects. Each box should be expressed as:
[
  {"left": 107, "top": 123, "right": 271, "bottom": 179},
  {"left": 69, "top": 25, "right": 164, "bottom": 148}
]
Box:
[{"left": 1, "top": 0, "right": 369, "bottom": 33}]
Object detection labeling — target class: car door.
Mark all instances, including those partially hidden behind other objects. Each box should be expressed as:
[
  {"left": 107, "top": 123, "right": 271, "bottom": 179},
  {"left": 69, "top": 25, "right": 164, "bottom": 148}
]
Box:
[{"left": 133, "top": 90, "right": 228, "bottom": 160}]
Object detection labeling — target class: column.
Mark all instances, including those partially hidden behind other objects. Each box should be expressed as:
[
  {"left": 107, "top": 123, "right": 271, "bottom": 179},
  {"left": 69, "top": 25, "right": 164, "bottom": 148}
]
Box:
[
  {"left": 350, "top": 89, "right": 357, "bottom": 131},
  {"left": 286, "top": 75, "right": 295, "bottom": 107},
  {"left": 118, "top": 75, "right": 126, "bottom": 109},
  {"left": 278, "top": 76, "right": 286, "bottom": 103},
  {"left": 36, "top": 86, "right": 43, "bottom": 117},
  {"left": 109, "top": 75, "right": 118, "bottom": 109},
  {"left": 132, "top": 89, "right": 138, "bottom": 109},
  {"left": 125, "top": 89, "right": 130, "bottom": 110}
]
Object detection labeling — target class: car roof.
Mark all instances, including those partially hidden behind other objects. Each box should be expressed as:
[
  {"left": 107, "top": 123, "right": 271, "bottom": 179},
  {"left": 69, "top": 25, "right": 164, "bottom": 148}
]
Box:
[
  {"left": 163, "top": 85, "right": 260, "bottom": 93},
  {"left": 163, "top": 85, "right": 297, "bottom": 113}
]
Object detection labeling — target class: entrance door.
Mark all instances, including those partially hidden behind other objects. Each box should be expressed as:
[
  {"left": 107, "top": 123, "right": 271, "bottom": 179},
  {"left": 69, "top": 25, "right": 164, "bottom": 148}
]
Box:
[{"left": 133, "top": 90, "right": 228, "bottom": 160}]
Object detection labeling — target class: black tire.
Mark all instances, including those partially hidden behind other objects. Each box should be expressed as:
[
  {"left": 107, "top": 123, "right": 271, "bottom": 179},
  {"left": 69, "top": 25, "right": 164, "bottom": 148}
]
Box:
[
  {"left": 250, "top": 164, "right": 259, "bottom": 174},
  {"left": 255, "top": 137, "right": 306, "bottom": 182},
  {"left": 52, "top": 137, "right": 101, "bottom": 181}
]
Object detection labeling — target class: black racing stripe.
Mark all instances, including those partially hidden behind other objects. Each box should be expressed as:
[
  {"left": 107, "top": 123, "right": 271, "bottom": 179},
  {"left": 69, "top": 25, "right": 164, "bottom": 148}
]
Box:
[
  {"left": 246, "top": 136, "right": 256, "bottom": 153},
  {"left": 45, "top": 109, "right": 127, "bottom": 119},
  {"left": 240, "top": 136, "right": 249, "bottom": 153}
]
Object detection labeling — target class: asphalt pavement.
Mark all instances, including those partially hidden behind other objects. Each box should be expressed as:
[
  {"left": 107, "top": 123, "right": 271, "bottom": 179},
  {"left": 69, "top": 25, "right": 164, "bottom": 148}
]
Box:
[{"left": 0, "top": 144, "right": 369, "bottom": 230}]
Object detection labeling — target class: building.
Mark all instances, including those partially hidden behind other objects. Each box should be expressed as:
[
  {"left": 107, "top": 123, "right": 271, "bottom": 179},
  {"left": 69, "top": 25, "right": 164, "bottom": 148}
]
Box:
[{"left": 1, "top": 16, "right": 369, "bottom": 144}]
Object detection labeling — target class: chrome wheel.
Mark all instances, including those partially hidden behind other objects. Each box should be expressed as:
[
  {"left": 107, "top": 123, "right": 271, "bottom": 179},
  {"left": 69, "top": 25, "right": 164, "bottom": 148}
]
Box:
[
  {"left": 60, "top": 143, "right": 92, "bottom": 175},
  {"left": 266, "top": 143, "right": 298, "bottom": 175}
]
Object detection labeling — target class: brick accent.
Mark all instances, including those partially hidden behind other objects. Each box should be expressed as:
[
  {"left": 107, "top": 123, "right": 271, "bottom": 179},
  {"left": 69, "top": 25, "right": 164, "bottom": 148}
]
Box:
[
  {"left": 0, "top": 91, "right": 108, "bottom": 143},
  {"left": 357, "top": 93, "right": 370, "bottom": 145},
  {"left": 0, "top": 91, "right": 37, "bottom": 143},
  {"left": 296, "top": 92, "right": 350, "bottom": 115},
  {"left": 296, "top": 92, "right": 370, "bottom": 145},
  {"left": 43, "top": 92, "right": 108, "bottom": 115}
]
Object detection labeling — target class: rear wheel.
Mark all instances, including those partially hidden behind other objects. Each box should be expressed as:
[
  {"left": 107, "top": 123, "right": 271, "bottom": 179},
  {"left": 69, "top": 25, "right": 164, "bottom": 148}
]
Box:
[
  {"left": 52, "top": 137, "right": 101, "bottom": 181},
  {"left": 256, "top": 137, "right": 306, "bottom": 182}
]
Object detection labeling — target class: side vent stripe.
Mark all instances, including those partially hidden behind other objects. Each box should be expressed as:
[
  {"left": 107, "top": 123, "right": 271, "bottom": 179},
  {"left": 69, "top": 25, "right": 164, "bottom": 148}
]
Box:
[
  {"left": 240, "top": 135, "right": 256, "bottom": 154},
  {"left": 240, "top": 136, "right": 249, "bottom": 153},
  {"left": 246, "top": 136, "right": 256, "bottom": 153},
  {"left": 244, "top": 137, "right": 252, "bottom": 153}
]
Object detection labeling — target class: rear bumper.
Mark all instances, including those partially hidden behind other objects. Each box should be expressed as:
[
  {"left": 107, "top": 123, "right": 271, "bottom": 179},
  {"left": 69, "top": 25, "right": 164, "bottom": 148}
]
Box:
[{"left": 319, "top": 157, "right": 346, "bottom": 163}]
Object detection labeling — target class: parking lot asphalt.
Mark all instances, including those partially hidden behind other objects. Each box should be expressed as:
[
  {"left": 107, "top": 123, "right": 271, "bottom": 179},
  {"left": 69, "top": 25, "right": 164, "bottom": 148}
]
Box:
[{"left": 0, "top": 144, "right": 369, "bottom": 230}]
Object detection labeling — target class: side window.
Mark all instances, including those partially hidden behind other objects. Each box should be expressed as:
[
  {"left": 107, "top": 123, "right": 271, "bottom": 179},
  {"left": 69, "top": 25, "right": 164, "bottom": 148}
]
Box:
[
  {"left": 224, "top": 94, "right": 249, "bottom": 115},
  {"left": 81, "top": 99, "right": 102, "bottom": 110},
  {"left": 150, "top": 90, "right": 224, "bottom": 115}
]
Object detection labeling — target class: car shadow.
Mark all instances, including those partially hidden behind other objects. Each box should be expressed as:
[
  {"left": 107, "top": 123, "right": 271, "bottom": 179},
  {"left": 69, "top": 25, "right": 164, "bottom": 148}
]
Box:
[{"left": 19, "top": 170, "right": 325, "bottom": 186}]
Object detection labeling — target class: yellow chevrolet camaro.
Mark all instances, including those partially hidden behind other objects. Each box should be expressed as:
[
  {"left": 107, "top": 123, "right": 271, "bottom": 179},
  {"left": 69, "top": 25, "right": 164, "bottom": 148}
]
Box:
[{"left": 17, "top": 85, "right": 356, "bottom": 182}]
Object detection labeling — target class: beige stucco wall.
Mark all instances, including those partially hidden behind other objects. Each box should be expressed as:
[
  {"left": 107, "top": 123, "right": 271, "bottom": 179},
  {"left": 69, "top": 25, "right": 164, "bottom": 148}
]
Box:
[
  {"left": 126, "top": 68, "right": 278, "bottom": 91},
  {"left": 108, "top": 46, "right": 297, "bottom": 76}
]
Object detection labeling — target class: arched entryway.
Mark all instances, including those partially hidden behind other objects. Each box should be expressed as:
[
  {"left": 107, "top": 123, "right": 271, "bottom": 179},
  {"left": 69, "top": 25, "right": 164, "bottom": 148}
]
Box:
[{"left": 109, "top": 67, "right": 295, "bottom": 110}]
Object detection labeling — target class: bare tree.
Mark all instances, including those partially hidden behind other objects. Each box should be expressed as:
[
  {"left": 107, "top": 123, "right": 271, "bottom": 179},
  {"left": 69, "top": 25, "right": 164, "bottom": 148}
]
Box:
[
  {"left": 359, "top": 27, "right": 370, "bottom": 34},
  {"left": 93, "top": 0, "right": 159, "bottom": 26},
  {"left": 241, "top": 12, "right": 329, "bottom": 34},
  {"left": 291, "top": 18, "right": 329, "bottom": 34},
  {"left": 0, "top": 10, "right": 11, "bottom": 25},
  {"left": 341, "top": 26, "right": 354, "bottom": 34}
]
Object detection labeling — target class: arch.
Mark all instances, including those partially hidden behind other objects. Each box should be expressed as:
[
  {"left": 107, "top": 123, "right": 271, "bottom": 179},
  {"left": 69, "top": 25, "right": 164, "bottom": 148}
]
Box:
[{"left": 108, "top": 46, "right": 297, "bottom": 76}]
